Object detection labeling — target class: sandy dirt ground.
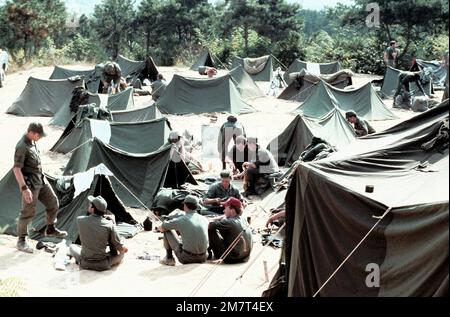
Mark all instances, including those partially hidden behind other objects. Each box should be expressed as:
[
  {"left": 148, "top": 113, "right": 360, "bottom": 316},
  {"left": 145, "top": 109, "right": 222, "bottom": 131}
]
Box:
[{"left": 0, "top": 64, "right": 444, "bottom": 297}]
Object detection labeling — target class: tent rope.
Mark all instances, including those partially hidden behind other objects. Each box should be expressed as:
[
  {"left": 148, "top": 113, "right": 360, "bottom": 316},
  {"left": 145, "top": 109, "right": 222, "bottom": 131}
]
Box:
[
  {"left": 111, "top": 175, "right": 162, "bottom": 223},
  {"left": 312, "top": 207, "right": 392, "bottom": 297},
  {"left": 222, "top": 222, "right": 286, "bottom": 297},
  {"left": 65, "top": 138, "right": 93, "bottom": 156},
  {"left": 211, "top": 51, "right": 229, "bottom": 71},
  {"left": 189, "top": 229, "right": 246, "bottom": 297}
]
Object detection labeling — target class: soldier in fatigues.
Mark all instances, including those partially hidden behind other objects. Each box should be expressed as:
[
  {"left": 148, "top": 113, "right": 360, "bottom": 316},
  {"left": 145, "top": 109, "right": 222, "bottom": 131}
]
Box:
[
  {"left": 13, "top": 123, "right": 67, "bottom": 253},
  {"left": 345, "top": 111, "right": 376, "bottom": 137}
]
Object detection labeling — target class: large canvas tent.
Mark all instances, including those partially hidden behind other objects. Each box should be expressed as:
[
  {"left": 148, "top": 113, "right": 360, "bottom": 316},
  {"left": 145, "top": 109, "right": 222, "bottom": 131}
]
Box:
[
  {"left": 51, "top": 117, "right": 171, "bottom": 154},
  {"left": 190, "top": 48, "right": 218, "bottom": 71},
  {"left": 6, "top": 77, "right": 84, "bottom": 117},
  {"left": 231, "top": 55, "right": 274, "bottom": 82},
  {"left": 293, "top": 81, "right": 397, "bottom": 121},
  {"left": 63, "top": 138, "right": 197, "bottom": 208},
  {"left": 156, "top": 74, "right": 257, "bottom": 115},
  {"left": 278, "top": 69, "right": 353, "bottom": 102},
  {"left": 281, "top": 101, "right": 449, "bottom": 297},
  {"left": 411, "top": 59, "right": 447, "bottom": 90},
  {"left": 268, "top": 109, "right": 356, "bottom": 166},
  {"left": 0, "top": 165, "right": 137, "bottom": 239},
  {"left": 284, "top": 60, "right": 341, "bottom": 85},
  {"left": 50, "top": 87, "right": 135, "bottom": 127},
  {"left": 49, "top": 65, "right": 101, "bottom": 93},
  {"left": 111, "top": 104, "right": 162, "bottom": 123},
  {"left": 380, "top": 66, "right": 434, "bottom": 98},
  {"left": 117, "top": 54, "right": 159, "bottom": 82}
]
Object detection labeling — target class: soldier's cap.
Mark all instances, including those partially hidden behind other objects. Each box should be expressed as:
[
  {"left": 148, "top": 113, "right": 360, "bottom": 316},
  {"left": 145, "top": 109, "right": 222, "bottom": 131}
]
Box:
[
  {"left": 184, "top": 195, "right": 199, "bottom": 206},
  {"left": 220, "top": 170, "right": 232, "bottom": 178},
  {"left": 88, "top": 195, "right": 108, "bottom": 213},
  {"left": 27, "top": 122, "right": 47, "bottom": 137},
  {"left": 222, "top": 197, "right": 242, "bottom": 209},
  {"left": 345, "top": 110, "right": 357, "bottom": 119}
]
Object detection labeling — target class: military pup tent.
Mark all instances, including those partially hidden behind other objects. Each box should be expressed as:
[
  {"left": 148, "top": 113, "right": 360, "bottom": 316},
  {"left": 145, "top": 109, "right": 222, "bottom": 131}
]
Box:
[
  {"left": 117, "top": 54, "right": 159, "bottom": 82},
  {"left": 380, "top": 66, "right": 434, "bottom": 98},
  {"left": 190, "top": 48, "right": 218, "bottom": 71},
  {"left": 63, "top": 138, "right": 197, "bottom": 208},
  {"left": 0, "top": 165, "right": 137, "bottom": 239},
  {"left": 232, "top": 55, "right": 274, "bottom": 82},
  {"left": 156, "top": 73, "right": 257, "bottom": 115},
  {"left": 268, "top": 109, "right": 356, "bottom": 166},
  {"left": 50, "top": 87, "right": 135, "bottom": 127},
  {"left": 229, "top": 66, "right": 265, "bottom": 100},
  {"left": 293, "top": 81, "right": 397, "bottom": 121},
  {"left": 51, "top": 117, "right": 171, "bottom": 154},
  {"left": 284, "top": 60, "right": 341, "bottom": 85},
  {"left": 111, "top": 104, "right": 162, "bottom": 123},
  {"left": 281, "top": 100, "right": 448, "bottom": 297},
  {"left": 50, "top": 65, "right": 101, "bottom": 93},
  {"left": 6, "top": 77, "right": 84, "bottom": 117},
  {"left": 278, "top": 69, "right": 353, "bottom": 102}
]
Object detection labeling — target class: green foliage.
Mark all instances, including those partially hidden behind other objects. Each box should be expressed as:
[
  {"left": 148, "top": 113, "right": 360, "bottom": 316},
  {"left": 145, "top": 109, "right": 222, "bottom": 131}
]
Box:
[{"left": 1, "top": 0, "right": 67, "bottom": 62}]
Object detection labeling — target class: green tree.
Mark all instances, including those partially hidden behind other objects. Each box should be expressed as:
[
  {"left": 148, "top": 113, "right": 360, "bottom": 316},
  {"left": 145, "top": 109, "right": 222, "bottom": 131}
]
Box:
[
  {"left": 92, "top": 0, "right": 136, "bottom": 59},
  {"left": 136, "top": 0, "right": 162, "bottom": 57},
  {"left": 1, "top": 0, "right": 67, "bottom": 61}
]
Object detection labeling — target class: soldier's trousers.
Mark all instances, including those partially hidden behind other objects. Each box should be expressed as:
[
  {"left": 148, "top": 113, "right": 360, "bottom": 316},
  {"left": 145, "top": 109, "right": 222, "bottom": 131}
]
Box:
[{"left": 17, "top": 183, "right": 59, "bottom": 238}]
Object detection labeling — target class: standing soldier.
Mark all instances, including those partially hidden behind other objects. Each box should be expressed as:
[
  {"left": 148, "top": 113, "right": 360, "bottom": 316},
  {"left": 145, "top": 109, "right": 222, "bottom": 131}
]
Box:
[
  {"left": 384, "top": 41, "right": 399, "bottom": 69},
  {"left": 13, "top": 123, "right": 67, "bottom": 253}
]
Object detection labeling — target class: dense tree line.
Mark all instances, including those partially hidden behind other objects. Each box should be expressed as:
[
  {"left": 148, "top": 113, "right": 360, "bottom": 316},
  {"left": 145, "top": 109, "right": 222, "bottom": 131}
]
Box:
[{"left": 0, "top": 0, "right": 448, "bottom": 74}]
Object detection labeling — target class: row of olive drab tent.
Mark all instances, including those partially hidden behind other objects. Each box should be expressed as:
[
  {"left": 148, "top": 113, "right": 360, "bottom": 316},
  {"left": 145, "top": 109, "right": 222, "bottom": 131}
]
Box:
[
  {"left": 63, "top": 138, "right": 197, "bottom": 208},
  {"left": 0, "top": 164, "right": 138, "bottom": 241},
  {"left": 6, "top": 77, "right": 84, "bottom": 117},
  {"left": 267, "top": 109, "right": 357, "bottom": 167},
  {"left": 270, "top": 100, "right": 449, "bottom": 297},
  {"left": 283, "top": 59, "right": 341, "bottom": 85},
  {"left": 50, "top": 117, "right": 172, "bottom": 155},
  {"left": 50, "top": 87, "right": 135, "bottom": 127},
  {"left": 292, "top": 80, "right": 398, "bottom": 121},
  {"left": 278, "top": 68, "right": 354, "bottom": 102},
  {"left": 380, "top": 66, "right": 434, "bottom": 99}
]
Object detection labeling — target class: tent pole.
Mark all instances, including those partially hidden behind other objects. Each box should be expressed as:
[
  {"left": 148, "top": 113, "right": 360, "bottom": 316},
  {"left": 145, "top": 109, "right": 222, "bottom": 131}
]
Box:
[{"left": 111, "top": 175, "right": 162, "bottom": 223}]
